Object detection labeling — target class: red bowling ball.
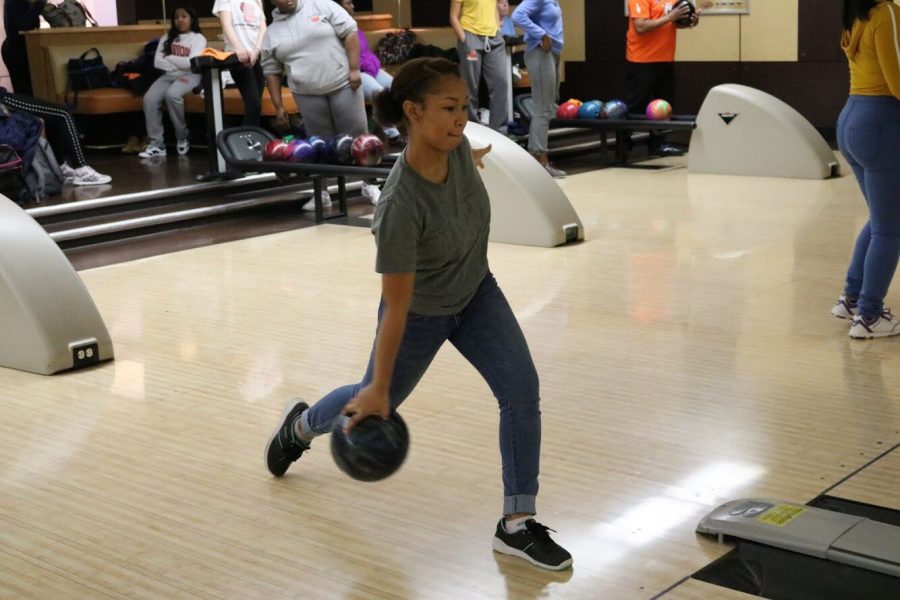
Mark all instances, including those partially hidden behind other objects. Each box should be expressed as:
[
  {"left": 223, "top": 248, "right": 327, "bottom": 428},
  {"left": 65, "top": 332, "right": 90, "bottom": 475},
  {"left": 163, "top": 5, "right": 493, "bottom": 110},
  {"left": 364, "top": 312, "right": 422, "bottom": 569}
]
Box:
[
  {"left": 351, "top": 134, "right": 385, "bottom": 166},
  {"left": 556, "top": 101, "right": 581, "bottom": 120},
  {"left": 263, "top": 139, "right": 289, "bottom": 161}
]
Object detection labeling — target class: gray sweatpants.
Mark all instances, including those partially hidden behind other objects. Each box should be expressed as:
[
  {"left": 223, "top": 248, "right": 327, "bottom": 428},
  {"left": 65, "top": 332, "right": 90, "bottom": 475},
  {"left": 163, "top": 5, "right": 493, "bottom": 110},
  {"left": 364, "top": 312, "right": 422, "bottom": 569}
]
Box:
[
  {"left": 292, "top": 84, "right": 368, "bottom": 137},
  {"left": 523, "top": 48, "right": 560, "bottom": 155},
  {"left": 457, "top": 30, "right": 508, "bottom": 133},
  {"left": 143, "top": 72, "right": 201, "bottom": 147}
]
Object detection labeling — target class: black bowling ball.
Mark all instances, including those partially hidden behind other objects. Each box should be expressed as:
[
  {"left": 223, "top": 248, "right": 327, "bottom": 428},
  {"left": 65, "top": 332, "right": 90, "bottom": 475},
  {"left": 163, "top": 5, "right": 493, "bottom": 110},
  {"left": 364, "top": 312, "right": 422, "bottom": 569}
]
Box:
[
  {"left": 331, "top": 410, "right": 409, "bottom": 482},
  {"left": 673, "top": 0, "right": 696, "bottom": 27}
]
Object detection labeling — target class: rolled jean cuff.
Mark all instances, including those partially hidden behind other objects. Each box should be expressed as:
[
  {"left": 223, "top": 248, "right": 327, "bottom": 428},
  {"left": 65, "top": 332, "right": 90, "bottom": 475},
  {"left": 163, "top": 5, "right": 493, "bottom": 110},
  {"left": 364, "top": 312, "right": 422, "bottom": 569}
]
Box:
[{"left": 504, "top": 494, "right": 536, "bottom": 515}]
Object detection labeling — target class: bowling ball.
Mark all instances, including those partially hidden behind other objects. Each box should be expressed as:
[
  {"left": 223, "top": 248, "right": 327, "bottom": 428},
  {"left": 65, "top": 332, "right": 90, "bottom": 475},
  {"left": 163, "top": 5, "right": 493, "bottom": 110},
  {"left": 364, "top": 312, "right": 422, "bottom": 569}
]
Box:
[
  {"left": 307, "top": 136, "right": 328, "bottom": 163},
  {"left": 556, "top": 101, "right": 581, "bottom": 120},
  {"left": 646, "top": 98, "right": 672, "bottom": 121},
  {"left": 331, "top": 133, "right": 354, "bottom": 165},
  {"left": 263, "top": 139, "right": 288, "bottom": 161},
  {"left": 564, "top": 98, "right": 583, "bottom": 107},
  {"left": 601, "top": 99, "right": 628, "bottom": 120},
  {"left": 351, "top": 134, "right": 385, "bottom": 167},
  {"left": 578, "top": 100, "right": 603, "bottom": 120},
  {"left": 287, "top": 139, "right": 317, "bottom": 163},
  {"left": 672, "top": 0, "right": 696, "bottom": 27},
  {"left": 331, "top": 410, "right": 409, "bottom": 482}
]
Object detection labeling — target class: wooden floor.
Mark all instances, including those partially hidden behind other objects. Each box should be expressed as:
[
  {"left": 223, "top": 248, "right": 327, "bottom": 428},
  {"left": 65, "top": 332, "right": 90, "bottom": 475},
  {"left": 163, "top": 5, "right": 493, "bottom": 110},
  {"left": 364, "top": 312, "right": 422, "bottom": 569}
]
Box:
[{"left": 2, "top": 155, "right": 899, "bottom": 599}]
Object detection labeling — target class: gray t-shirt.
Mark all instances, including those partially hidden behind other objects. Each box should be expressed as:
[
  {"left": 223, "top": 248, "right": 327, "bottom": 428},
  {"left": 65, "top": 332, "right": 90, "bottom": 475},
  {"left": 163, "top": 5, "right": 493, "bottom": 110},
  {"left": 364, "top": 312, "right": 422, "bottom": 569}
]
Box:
[{"left": 372, "top": 136, "right": 491, "bottom": 316}]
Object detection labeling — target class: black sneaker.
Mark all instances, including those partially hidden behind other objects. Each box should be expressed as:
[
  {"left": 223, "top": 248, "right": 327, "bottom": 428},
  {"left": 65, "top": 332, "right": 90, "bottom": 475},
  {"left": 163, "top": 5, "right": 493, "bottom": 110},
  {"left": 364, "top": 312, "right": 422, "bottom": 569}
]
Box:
[
  {"left": 265, "top": 399, "right": 311, "bottom": 477},
  {"left": 493, "top": 519, "right": 573, "bottom": 570}
]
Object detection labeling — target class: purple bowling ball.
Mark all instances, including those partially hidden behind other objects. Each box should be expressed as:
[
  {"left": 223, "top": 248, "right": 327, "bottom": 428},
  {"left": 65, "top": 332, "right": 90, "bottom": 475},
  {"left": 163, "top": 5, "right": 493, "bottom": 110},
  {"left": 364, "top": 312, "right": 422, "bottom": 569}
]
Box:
[
  {"left": 288, "top": 139, "right": 317, "bottom": 163},
  {"left": 307, "top": 136, "right": 328, "bottom": 163}
]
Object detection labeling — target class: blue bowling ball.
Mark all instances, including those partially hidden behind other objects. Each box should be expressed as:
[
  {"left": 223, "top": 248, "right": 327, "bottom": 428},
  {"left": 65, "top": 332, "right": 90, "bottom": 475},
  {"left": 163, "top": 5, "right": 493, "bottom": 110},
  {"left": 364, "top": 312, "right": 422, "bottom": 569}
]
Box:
[
  {"left": 307, "top": 136, "right": 328, "bottom": 163},
  {"left": 331, "top": 133, "right": 354, "bottom": 165},
  {"left": 287, "top": 139, "right": 317, "bottom": 163},
  {"left": 578, "top": 100, "right": 603, "bottom": 120}
]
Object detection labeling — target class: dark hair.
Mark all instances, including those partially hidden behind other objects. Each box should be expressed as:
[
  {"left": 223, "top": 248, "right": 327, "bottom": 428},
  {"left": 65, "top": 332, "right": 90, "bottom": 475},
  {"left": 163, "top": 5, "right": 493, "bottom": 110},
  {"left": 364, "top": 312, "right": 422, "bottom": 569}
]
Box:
[
  {"left": 842, "top": 0, "right": 878, "bottom": 31},
  {"left": 373, "top": 58, "right": 462, "bottom": 132},
  {"left": 164, "top": 6, "right": 201, "bottom": 56}
]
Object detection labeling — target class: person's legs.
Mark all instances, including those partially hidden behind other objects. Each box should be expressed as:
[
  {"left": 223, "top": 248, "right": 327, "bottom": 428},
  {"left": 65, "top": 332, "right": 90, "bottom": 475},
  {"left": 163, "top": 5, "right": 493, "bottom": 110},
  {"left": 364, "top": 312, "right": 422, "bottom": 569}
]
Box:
[
  {"left": 142, "top": 75, "right": 174, "bottom": 148},
  {"left": 447, "top": 274, "right": 541, "bottom": 516},
  {"left": 2, "top": 91, "right": 89, "bottom": 167},
  {"left": 229, "top": 63, "right": 263, "bottom": 126},
  {"left": 837, "top": 98, "right": 869, "bottom": 305},
  {"left": 481, "top": 35, "right": 509, "bottom": 132},
  {"left": 2, "top": 39, "right": 33, "bottom": 96},
  {"left": 524, "top": 49, "right": 555, "bottom": 156},
  {"left": 163, "top": 74, "right": 201, "bottom": 143},
  {"left": 458, "top": 31, "right": 484, "bottom": 122},
  {"left": 329, "top": 85, "right": 369, "bottom": 137},
  {"left": 292, "top": 93, "right": 335, "bottom": 137}
]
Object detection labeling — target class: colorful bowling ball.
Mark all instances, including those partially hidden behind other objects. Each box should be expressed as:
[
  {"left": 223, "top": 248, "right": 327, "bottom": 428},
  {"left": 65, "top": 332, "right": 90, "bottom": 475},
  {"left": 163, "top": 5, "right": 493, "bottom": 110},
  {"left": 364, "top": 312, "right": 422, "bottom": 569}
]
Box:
[
  {"left": 331, "top": 411, "right": 410, "bottom": 482},
  {"left": 287, "top": 139, "right": 317, "bottom": 163},
  {"left": 578, "top": 100, "right": 603, "bottom": 120},
  {"left": 263, "top": 139, "right": 288, "bottom": 161},
  {"left": 565, "top": 98, "right": 584, "bottom": 107},
  {"left": 331, "top": 133, "right": 354, "bottom": 165},
  {"left": 601, "top": 99, "right": 628, "bottom": 120},
  {"left": 646, "top": 98, "right": 672, "bottom": 121},
  {"left": 556, "top": 101, "right": 581, "bottom": 120},
  {"left": 351, "top": 134, "right": 385, "bottom": 167},
  {"left": 307, "top": 135, "right": 328, "bottom": 163}
]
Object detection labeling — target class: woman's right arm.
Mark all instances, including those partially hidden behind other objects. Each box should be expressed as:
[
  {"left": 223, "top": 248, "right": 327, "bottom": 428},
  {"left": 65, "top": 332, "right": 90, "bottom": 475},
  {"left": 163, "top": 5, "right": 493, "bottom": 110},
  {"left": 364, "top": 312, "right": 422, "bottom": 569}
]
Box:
[
  {"left": 875, "top": 4, "right": 900, "bottom": 99},
  {"left": 341, "top": 272, "right": 415, "bottom": 431},
  {"left": 449, "top": 1, "right": 466, "bottom": 44},
  {"left": 265, "top": 73, "right": 288, "bottom": 127}
]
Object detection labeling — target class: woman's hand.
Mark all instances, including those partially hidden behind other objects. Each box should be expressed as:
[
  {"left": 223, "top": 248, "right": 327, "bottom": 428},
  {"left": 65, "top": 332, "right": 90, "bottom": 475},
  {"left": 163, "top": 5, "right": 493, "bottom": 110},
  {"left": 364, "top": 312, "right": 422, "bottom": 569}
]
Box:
[
  {"left": 235, "top": 46, "right": 251, "bottom": 66},
  {"left": 274, "top": 106, "right": 289, "bottom": 129},
  {"left": 349, "top": 68, "right": 362, "bottom": 90},
  {"left": 341, "top": 384, "right": 391, "bottom": 432},
  {"left": 540, "top": 34, "right": 552, "bottom": 52},
  {"left": 472, "top": 144, "right": 492, "bottom": 169},
  {"left": 248, "top": 47, "right": 260, "bottom": 66}
]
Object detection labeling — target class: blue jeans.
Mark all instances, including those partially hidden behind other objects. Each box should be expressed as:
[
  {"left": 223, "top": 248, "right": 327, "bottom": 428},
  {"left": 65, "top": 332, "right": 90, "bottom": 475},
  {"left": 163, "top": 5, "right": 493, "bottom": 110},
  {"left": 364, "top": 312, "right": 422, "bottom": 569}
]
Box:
[
  {"left": 837, "top": 95, "right": 900, "bottom": 318},
  {"left": 301, "top": 273, "right": 541, "bottom": 515},
  {"left": 360, "top": 70, "right": 401, "bottom": 139}
]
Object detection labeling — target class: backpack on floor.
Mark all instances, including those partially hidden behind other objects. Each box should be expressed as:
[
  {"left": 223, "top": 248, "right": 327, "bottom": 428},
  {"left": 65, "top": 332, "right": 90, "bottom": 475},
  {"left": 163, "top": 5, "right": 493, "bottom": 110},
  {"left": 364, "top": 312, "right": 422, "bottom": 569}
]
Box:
[
  {"left": 0, "top": 144, "right": 30, "bottom": 205},
  {"left": 25, "top": 138, "right": 65, "bottom": 201},
  {"left": 375, "top": 29, "right": 417, "bottom": 65},
  {"left": 42, "top": 1, "right": 98, "bottom": 27}
]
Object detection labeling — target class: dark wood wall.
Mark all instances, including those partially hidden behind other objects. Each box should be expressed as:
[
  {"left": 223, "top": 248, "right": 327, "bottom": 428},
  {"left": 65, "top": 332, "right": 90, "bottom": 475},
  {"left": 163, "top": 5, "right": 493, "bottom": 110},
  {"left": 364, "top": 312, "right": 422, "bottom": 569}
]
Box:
[
  {"left": 565, "top": 0, "right": 848, "bottom": 132},
  {"left": 115, "top": 0, "right": 373, "bottom": 24}
]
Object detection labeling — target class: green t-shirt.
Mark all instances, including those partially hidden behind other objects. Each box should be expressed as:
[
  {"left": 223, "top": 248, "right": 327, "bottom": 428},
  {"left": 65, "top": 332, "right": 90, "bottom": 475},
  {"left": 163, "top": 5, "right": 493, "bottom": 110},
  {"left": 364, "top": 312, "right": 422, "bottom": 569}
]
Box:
[{"left": 372, "top": 136, "right": 490, "bottom": 316}]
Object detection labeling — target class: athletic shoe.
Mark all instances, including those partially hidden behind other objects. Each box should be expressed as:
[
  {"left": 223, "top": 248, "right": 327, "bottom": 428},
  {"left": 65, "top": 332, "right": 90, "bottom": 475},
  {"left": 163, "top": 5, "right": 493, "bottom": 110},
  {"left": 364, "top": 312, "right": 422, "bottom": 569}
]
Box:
[
  {"left": 59, "top": 162, "right": 77, "bottom": 183},
  {"left": 831, "top": 295, "right": 858, "bottom": 319},
  {"left": 138, "top": 145, "right": 167, "bottom": 158},
  {"left": 544, "top": 164, "right": 567, "bottom": 179},
  {"left": 177, "top": 139, "right": 190, "bottom": 156},
  {"left": 302, "top": 190, "right": 332, "bottom": 211},
  {"left": 264, "top": 399, "right": 311, "bottom": 477},
  {"left": 493, "top": 519, "right": 573, "bottom": 571},
  {"left": 849, "top": 310, "right": 900, "bottom": 339},
  {"left": 361, "top": 181, "right": 382, "bottom": 205},
  {"left": 652, "top": 143, "right": 685, "bottom": 157},
  {"left": 72, "top": 165, "right": 111, "bottom": 186}
]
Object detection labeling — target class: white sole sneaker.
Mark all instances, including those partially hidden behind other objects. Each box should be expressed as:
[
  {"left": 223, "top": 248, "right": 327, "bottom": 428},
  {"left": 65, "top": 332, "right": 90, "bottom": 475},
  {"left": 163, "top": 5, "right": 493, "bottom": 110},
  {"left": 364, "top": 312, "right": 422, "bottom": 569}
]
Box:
[
  {"left": 302, "top": 191, "right": 332, "bottom": 211},
  {"left": 831, "top": 296, "right": 858, "bottom": 319},
  {"left": 849, "top": 311, "right": 900, "bottom": 339}
]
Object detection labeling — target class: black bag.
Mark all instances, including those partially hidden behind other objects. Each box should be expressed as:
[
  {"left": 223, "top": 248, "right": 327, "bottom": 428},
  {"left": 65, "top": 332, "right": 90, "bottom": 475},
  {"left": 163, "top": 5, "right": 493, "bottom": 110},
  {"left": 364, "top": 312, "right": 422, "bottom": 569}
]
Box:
[
  {"left": 375, "top": 29, "right": 417, "bottom": 65},
  {"left": 111, "top": 40, "right": 163, "bottom": 95},
  {"left": 0, "top": 144, "right": 30, "bottom": 205},
  {"left": 67, "top": 48, "right": 112, "bottom": 103}
]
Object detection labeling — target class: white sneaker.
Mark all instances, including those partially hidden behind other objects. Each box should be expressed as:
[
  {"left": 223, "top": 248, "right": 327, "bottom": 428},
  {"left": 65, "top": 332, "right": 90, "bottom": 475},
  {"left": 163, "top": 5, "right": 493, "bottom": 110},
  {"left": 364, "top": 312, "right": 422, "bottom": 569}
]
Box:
[
  {"left": 361, "top": 182, "right": 381, "bottom": 205},
  {"left": 138, "top": 145, "right": 167, "bottom": 158},
  {"left": 302, "top": 189, "right": 332, "bottom": 211},
  {"left": 849, "top": 309, "right": 900, "bottom": 339},
  {"left": 831, "top": 295, "right": 858, "bottom": 319},
  {"left": 59, "top": 162, "right": 77, "bottom": 183},
  {"left": 177, "top": 139, "right": 190, "bottom": 156},
  {"left": 72, "top": 165, "right": 112, "bottom": 186}
]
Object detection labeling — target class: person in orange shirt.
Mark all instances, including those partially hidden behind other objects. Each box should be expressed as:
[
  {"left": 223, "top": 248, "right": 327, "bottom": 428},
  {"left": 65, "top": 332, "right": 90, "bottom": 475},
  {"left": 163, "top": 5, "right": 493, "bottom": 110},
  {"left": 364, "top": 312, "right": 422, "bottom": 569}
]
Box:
[{"left": 625, "top": 0, "right": 699, "bottom": 156}]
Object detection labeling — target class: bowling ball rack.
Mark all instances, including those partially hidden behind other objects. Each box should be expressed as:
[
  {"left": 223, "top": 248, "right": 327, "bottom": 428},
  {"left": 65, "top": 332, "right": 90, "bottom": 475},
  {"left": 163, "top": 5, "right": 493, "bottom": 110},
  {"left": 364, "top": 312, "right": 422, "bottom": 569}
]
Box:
[{"left": 216, "top": 127, "right": 392, "bottom": 223}]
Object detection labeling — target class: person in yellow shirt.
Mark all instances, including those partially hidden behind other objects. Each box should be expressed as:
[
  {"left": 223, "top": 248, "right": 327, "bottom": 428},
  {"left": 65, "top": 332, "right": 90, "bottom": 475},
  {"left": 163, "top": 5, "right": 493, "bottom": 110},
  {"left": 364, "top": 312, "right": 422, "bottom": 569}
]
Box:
[
  {"left": 625, "top": 0, "right": 699, "bottom": 156},
  {"left": 832, "top": 0, "right": 900, "bottom": 339},
  {"left": 449, "top": 0, "right": 509, "bottom": 132}
]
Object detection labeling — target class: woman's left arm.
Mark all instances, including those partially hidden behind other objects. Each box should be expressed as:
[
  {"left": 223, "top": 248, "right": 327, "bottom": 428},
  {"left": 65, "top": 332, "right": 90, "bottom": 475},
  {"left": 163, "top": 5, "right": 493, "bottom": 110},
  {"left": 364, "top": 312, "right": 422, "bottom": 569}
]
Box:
[
  {"left": 250, "top": 6, "right": 267, "bottom": 66},
  {"left": 343, "top": 32, "right": 362, "bottom": 90}
]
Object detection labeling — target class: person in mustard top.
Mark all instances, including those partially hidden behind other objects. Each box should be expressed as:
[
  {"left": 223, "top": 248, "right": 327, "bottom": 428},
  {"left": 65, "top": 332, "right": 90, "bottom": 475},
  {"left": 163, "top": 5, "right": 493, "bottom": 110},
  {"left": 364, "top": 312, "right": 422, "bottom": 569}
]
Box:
[
  {"left": 625, "top": 0, "right": 699, "bottom": 156},
  {"left": 449, "top": 0, "right": 509, "bottom": 132},
  {"left": 831, "top": 0, "right": 900, "bottom": 339}
]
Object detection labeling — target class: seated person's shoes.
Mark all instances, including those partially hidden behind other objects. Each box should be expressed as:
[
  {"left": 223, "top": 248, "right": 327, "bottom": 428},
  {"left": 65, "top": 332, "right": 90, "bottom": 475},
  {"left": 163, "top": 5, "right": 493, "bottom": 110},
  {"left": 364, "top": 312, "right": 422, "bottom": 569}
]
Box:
[{"left": 652, "top": 143, "right": 686, "bottom": 157}]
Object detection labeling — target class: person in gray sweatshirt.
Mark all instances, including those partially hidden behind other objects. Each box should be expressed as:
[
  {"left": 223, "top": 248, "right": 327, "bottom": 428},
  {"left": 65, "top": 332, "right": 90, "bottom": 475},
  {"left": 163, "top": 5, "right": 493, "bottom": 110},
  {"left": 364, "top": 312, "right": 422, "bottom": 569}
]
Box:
[
  {"left": 139, "top": 6, "right": 207, "bottom": 158},
  {"left": 261, "top": 0, "right": 368, "bottom": 139}
]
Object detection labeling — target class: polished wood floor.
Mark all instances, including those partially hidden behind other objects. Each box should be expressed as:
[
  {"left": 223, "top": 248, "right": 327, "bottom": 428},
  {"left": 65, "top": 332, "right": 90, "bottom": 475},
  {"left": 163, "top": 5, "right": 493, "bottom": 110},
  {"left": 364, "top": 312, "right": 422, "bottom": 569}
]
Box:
[{"left": 2, "top": 155, "right": 899, "bottom": 599}]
